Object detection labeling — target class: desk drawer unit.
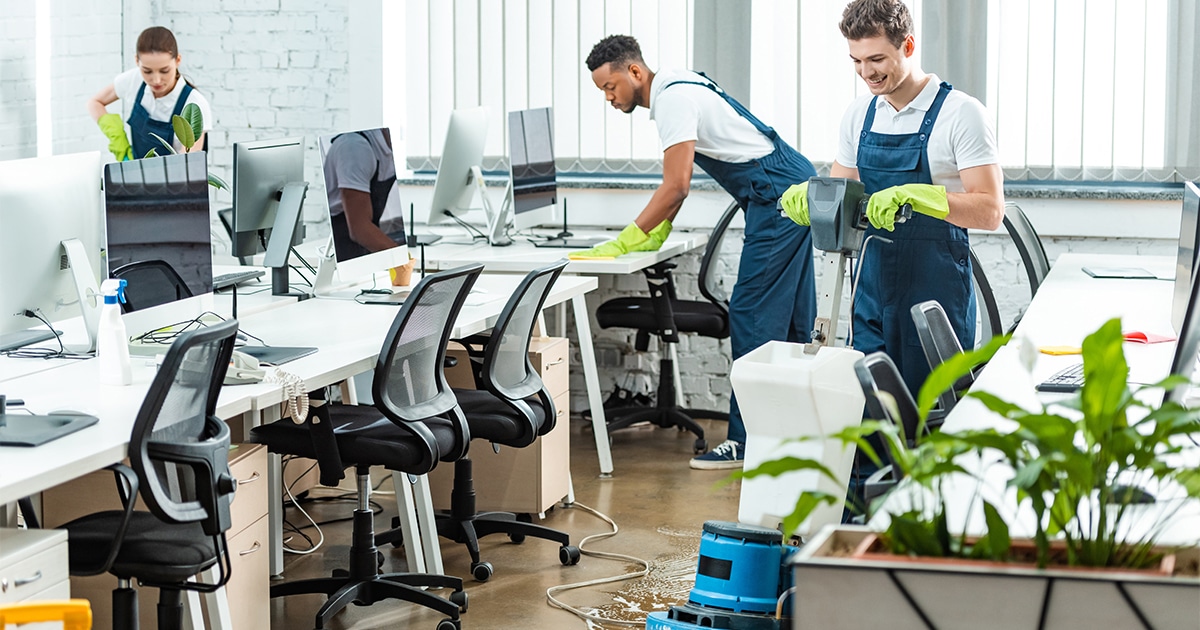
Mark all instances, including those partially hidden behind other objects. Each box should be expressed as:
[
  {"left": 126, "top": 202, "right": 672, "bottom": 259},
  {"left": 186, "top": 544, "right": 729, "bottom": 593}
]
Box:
[{"left": 0, "top": 528, "right": 69, "bottom": 604}]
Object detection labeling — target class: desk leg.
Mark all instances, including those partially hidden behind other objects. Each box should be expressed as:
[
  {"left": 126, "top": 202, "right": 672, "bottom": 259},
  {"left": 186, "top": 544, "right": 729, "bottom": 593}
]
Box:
[
  {"left": 194, "top": 568, "right": 232, "bottom": 630},
  {"left": 572, "top": 294, "right": 614, "bottom": 476},
  {"left": 554, "top": 302, "right": 567, "bottom": 338},
  {"left": 389, "top": 471, "right": 427, "bottom": 574},
  {"left": 411, "top": 475, "right": 445, "bottom": 575},
  {"left": 269, "top": 452, "right": 284, "bottom": 577},
  {"left": 670, "top": 344, "right": 685, "bottom": 407}
]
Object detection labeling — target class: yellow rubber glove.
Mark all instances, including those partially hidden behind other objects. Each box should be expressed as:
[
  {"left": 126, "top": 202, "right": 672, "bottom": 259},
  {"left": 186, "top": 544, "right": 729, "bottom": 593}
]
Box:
[
  {"left": 97, "top": 113, "right": 133, "bottom": 161},
  {"left": 568, "top": 222, "right": 650, "bottom": 260},
  {"left": 630, "top": 219, "right": 672, "bottom": 252},
  {"left": 866, "top": 183, "right": 950, "bottom": 231},
  {"left": 780, "top": 182, "right": 810, "bottom": 226}
]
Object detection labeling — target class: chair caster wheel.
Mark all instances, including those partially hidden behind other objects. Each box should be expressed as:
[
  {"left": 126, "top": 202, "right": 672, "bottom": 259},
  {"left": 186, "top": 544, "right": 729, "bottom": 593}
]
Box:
[
  {"left": 331, "top": 568, "right": 349, "bottom": 578},
  {"left": 471, "top": 561, "right": 494, "bottom": 582},
  {"left": 559, "top": 545, "right": 581, "bottom": 565},
  {"left": 377, "top": 550, "right": 385, "bottom": 569},
  {"left": 450, "top": 589, "right": 468, "bottom": 613},
  {"left": 388, "top": 516, "right": 404, "bottom": 548},
  {"left": 516, "top": 512, "right": 533, "bottom": 523},
  {"left": 437, "top": 618, "right": 461, "bottom": 630},
  {"left": 693, "top": 438, "right": 708, "bottom": 454},
  {"left": 508, "top": 531, "right": 526, "bottom": 544}
]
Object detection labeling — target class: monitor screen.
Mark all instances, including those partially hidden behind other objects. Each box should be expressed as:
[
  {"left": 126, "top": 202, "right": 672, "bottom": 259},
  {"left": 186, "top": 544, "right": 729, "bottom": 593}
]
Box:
[
  {"left": 1171, "top": 181, "right": 1200, "bottom": 333},
  {"left": 427, "top": 107, "right": 489, "bottom": 226},
  {"left": 318, "top": 127, "right": 410, "bottom": 283},
  {"left": 509, "top": 106, "right": 557, "bottom": 225},
  {"left": 104, "top": 152, "right": 214, "bottom": 299},
  {"left": 0, "top": 152, "right": 104, "bottom": 350},
  {"left": 231, "top": 137, "right": 305, "bottom": 258}
]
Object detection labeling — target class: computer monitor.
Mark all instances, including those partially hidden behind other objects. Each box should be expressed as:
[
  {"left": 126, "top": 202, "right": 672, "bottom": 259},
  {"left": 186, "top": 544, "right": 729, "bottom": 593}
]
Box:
[
  {"left": 1168, "top": 215, "right": 1200, "bottom": 407},
  {"left": 508, "top": 107, "right": 558, "bottom": 231},
  {"left": 232, "top": 137, "right": 309, "bottom": 297},
  {"left": 0, "top": 152, "right": 105, "bottom": 353},
  {"left": 316, "top": 127, "right": 410, "bottom": 285},
  {"left": 104, "top": 152, "right": 214, "bottom": 298},
  {"left": 427, "top": 107, "right": 489, "bottom": 227},
  {"left": 1170, "top": 181, "right": 1200, "bottom": 333}
]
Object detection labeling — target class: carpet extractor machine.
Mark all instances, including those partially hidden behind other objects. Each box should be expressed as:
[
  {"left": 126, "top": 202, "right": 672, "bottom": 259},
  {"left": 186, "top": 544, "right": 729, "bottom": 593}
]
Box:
[{"left": 646, "top": 178, "right": 910, "bottom": 630}]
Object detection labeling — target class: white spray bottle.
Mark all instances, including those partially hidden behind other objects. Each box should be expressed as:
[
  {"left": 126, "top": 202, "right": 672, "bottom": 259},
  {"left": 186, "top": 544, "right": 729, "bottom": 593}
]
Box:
[{"left": 97, "top": 278, "right": 132, "bottom": 386}]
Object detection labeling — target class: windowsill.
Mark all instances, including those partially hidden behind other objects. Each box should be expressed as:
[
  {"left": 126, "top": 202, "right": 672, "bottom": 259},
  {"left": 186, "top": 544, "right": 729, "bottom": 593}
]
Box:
[{"left": 400, "top": 173, "right": 1183, "bottom": 200}]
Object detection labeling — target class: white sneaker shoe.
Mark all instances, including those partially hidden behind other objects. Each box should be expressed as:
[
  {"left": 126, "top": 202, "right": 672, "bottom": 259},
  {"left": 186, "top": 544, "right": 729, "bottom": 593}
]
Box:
[{"left": 689, "top": 440, "right": 745, "bottom": 470}]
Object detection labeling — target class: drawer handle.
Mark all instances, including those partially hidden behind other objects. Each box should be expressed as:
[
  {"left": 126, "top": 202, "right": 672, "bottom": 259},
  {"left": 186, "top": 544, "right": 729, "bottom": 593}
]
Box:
[
  {"left": 13, "top": 570, "right": 42, "bottom": 587},
  {"left": 238, "top": 471, "right": 262, "bottom": 485},
  {"left": 557, "top": 409, "right": 565, "bottom": 417},
  {"left": 546, "top": 358, "right": 564, "bottom": 366},
  {"left": 239, "top": 541, "right": 262, "bottom": 556}
]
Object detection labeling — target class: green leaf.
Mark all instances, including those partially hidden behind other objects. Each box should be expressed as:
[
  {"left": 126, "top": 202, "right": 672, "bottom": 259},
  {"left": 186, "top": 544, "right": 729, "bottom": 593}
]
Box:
[
  {"left": 171, "top": 114, "right": 196, "bottom": 151},
  {"left": 733, "top": 456, "right": 838, "bottom": 483},
  {"left": 917, "top": 334, "right": 1010, "bottom": 421},
  {"left": 148, "top": 132, "right": 177, "bottom": 155},
  {"left": 1078, "top": 319, "right": 1130, "bottom": 440},
  {"left": 180, "top": 103, "right": 204, "bottom": 145},
  {"left": 207, "top": 172, "right": 228, "bottom": 190},
  {"left": 887, "top": 514, "right": 947, "bottom": 557},
  {"left": 981, "top": 500, "right": 1011, "bottom": 561},
  {"left": 780, "top": 492, "right": 839, "bottom": 537},
  {"left": 143, "top": 148, "right": 158, "bottom": 159}
]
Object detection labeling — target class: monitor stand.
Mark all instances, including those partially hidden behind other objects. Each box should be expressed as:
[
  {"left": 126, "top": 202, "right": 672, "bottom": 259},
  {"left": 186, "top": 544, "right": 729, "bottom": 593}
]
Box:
[
  {"left": 62, "top": 238, "right": 102, "bottom": 353},
  {"left": 262, "top": 182, "right": 311, "bottom": 300},
  {"left": 476, "top": 166, "right": 512, "bottom": 247}
]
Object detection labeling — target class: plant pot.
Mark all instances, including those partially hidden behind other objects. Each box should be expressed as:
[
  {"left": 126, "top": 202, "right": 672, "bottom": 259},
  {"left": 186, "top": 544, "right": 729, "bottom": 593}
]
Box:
[{"left": 791, "top": 525, "right": 1200, "bottom": 630}]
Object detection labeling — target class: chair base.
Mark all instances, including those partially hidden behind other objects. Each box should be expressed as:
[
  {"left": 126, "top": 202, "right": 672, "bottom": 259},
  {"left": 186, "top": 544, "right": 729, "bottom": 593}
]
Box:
[{"left": 605, "top": 405, "right": 717, "bottom": 454}]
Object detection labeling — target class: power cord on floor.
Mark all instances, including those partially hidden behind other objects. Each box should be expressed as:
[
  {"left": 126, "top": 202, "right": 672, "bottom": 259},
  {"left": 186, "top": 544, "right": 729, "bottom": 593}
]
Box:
[
  {"left": 545, "top": 502, "right": 652, "bottom": 627},
  {"left": 280, "top": 457, "right": 325, "bottom": 555}
]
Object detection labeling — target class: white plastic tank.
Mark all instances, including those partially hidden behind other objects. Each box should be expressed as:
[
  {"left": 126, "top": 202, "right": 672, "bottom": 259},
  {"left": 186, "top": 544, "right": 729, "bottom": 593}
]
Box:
[{"left": 731, "top": 341, "right": 865, "bottom": 537}]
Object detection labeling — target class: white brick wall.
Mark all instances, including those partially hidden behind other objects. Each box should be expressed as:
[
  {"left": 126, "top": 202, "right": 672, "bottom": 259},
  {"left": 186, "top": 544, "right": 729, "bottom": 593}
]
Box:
[{"left": 0, "top": 3, "right": 37, "bottom": 161}]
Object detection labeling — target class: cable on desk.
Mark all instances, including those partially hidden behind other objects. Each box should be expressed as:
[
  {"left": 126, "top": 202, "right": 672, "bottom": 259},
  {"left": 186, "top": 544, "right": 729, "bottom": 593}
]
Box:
[
  {"left": 545, "top": 502, "right": 652, "bottom": 627},
  {"left": 443, "top": 210, "right": 488, "bottom": 241},
  {"left": 1, "top": 309, "right": 93, "bottom": 360}
]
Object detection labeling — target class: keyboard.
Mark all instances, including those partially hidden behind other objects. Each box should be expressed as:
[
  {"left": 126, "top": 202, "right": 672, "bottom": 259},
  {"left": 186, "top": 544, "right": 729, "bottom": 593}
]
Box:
[
  {"left": 1036, "top": 362, "right": 1085, "bottom": 393},
  {"left": 213, "top": 269, "right": 266, "bottom": 290}
]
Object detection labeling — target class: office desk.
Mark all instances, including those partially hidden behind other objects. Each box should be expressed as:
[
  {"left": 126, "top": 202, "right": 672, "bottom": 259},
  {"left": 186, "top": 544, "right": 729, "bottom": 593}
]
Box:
[
  {"left": 418, "top": 230, "right": 712, "bottom": 477},
  {"left": 890, "top": 253, "right": 1200, "bottom": 544}
]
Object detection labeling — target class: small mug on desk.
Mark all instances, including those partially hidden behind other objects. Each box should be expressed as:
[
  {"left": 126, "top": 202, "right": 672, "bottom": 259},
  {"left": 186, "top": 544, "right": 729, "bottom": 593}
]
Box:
[{"left": 389, "top": 257, "right": 416, "bottom": 287}]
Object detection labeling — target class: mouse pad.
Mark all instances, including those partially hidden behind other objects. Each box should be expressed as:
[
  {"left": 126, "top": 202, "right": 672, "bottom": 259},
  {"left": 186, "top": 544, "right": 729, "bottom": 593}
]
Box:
[
  {"left": 239, "top": 346, "right": 317, "bottom": 366},
  {"left": 0, "top": 414, "right": 99, "bottom": 447}
]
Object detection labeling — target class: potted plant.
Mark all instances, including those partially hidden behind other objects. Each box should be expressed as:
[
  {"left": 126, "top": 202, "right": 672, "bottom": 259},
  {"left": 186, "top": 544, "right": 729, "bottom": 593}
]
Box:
[
  {"left": 741, "top": 318, "right": 1200, "bottom": 629},
  {"left": 145, "top": 102, "right": 228, "bottom": 190}
]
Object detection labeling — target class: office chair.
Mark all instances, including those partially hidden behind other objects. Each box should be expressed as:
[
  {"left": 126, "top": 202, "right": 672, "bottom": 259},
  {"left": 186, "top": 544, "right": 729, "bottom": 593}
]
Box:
[
  {"left": 911, "top": 300, "right": 977, "bottom": 418},
  {"left": 970, "top": 248, "right": 1004, "bottom": 343},
  {"left": 58, "top": 320, "right": 240, "bottom": 630},
  {"left": 427, "top": 260, "right": 580, "bottom": 581},
  {"left": 1003, "top": 202, "right": 1051, "bottom": 332},
  {"left": 853, "top": 351, "right": 924, "bottom": 505},
  {"left": 250, "top": 264, "right": 483, "bottom": 630},
  {"left": 111, "top": 259, "right": 193, "bottom": 313},
  {"left": 594, "top": 201, "right": 741, "bottom": 453}
]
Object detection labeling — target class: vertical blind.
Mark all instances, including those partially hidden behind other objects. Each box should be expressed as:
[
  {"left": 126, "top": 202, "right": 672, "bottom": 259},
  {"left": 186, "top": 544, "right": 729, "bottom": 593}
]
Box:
[
  {"left": 394, "top": 0, "right": 1196, "bottom": 182},
  {"left": 400, "top": 0, "right": 693, "bottom": 175}
]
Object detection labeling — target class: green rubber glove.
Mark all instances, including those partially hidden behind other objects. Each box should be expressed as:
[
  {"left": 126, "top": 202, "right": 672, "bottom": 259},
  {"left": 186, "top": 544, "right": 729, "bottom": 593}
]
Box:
[
  {"left": 568, "top": 222, "right": 650, "bottom": 260},
  {"left": 866, "top": 183, "right": 950, "bottom": 231},
  {"left": 97, "top": 113, "right": 133, "bottom": 161},
  {"left": 780, "top": 182, "right": 810, "bottom": 226},
  {"left": 630, "top": 219, "right": 672, "bottom": 252}
]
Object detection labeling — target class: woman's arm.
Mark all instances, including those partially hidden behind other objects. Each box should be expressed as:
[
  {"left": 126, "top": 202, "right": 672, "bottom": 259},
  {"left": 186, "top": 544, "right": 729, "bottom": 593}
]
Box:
[{"left": 87, "top": 84, "right": 119, "bottom": 122}]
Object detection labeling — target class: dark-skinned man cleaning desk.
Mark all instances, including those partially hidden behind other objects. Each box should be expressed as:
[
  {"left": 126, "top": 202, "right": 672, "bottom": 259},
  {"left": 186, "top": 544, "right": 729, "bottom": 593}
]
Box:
[{"left": 573, "top": 35, "right": 819, "bottom": 470}]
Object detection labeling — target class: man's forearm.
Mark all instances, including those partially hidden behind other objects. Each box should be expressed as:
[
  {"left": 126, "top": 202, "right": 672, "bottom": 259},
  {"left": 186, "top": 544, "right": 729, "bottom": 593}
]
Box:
[{"left": 634, "top": 183, "right": 687, "bottom": 232}]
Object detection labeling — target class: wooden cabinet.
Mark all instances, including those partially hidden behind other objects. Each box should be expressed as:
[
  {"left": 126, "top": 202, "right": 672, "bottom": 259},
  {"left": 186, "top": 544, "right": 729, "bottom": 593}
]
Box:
[
  {"left": 428, "top": 336, "right": 571, "bottom": 515},
  {"left": 40, "top": 443, "right": 268, "bottom": 630},
  {"left": 0, "top": 528, "right": 70, "bottom": 630}
]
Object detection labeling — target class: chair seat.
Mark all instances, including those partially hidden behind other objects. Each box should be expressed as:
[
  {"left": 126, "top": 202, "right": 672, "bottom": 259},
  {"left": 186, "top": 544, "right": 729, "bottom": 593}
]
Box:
[
  {"left": 250, "top": 404, "right": 460, "bottom": 472},
  {"left": 63, "top": 511, "right": 216, "bottom": 582},
  {"left": 596, "top": 297, "right": 729, "bottom": 339},
  {"left": 453, "top": 389, "right": 548, "bottom": 445}
]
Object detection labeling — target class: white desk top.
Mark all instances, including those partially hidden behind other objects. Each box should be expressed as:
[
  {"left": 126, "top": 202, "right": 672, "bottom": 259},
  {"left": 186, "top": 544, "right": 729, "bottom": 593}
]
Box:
[
  {"left": 887, "top": 252, "right": 1200, "bottom": 545},
  {"left": 421, "top": 230, "right": 710, "bottom": 275},
  {"left": 0, "top": 273, "right": 597, "bottom": 506}
]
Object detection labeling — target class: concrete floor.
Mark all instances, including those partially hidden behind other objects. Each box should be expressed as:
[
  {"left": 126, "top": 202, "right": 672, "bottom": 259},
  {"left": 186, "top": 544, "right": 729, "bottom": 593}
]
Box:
[{"left": 270, "top": 418, "right": 742, "bottom": 629}]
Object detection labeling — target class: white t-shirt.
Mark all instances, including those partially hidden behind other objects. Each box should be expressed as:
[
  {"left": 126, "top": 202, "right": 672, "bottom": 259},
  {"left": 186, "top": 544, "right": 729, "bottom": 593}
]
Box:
[
  {"left": 113, "top": 67, "right": 213, "bottom": 152},
  {"left": 323, "top": 130, "right": 397, "bottom": 217},
  {"left": 648, "top": 69, "right": 775, "bottom": 164},
  {"left": 835, "top": 74, "right": 998, "bottom": 192}
]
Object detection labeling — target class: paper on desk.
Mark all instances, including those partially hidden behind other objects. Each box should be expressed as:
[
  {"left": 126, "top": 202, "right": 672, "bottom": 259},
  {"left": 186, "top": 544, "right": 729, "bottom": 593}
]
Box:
[
  {"left": 1122, "top": 331, "right": 1176, "bottom": 344},
  {"left": 464, "top": 293, "right": 504, "bottom": 307}
]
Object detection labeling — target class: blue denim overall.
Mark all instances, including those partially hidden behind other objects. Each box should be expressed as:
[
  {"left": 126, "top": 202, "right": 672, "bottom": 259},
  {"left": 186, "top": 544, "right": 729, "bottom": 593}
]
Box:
[
  {"left": 662, "top": 75, "right": 817, "bottom": 444},
  {"left": 852, "top": 82, "right": 976, "bottom": 401},
  {"left": 126, "top": 81, "right": 194, "bottom": 159}
]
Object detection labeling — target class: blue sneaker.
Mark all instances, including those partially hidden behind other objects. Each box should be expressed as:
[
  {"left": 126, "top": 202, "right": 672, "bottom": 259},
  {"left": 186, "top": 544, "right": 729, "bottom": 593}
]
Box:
[{"left": 689, "top": 440, "right": 745, "bottom": 470}]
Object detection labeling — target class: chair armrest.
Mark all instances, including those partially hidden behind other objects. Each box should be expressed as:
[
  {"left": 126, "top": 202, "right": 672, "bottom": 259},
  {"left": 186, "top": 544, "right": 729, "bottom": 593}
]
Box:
[{"left": 72, "top": 463, "right": 140, "bottom": 576}]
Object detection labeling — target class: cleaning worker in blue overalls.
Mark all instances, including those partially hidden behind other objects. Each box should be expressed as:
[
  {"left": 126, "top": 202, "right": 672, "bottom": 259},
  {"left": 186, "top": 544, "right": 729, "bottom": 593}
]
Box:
[
  {"left": 576, "top": 35, "right": 818, "bottom": 471},
  {"left": 780, "top": 0, "right": 1004, "bottom": 513},
  {"left": 323, "top": 128, "right": 404, "bottom": 260},
  {"left": 87, "top": 26, "right": 211, "bottom": 160}
]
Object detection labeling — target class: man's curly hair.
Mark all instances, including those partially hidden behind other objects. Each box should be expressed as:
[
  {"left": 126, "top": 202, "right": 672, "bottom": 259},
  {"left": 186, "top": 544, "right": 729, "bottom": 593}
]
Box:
[
  {"left": 586, "top": 35, "right": 644, "bottom": 72},
  {"left": 839, "top": 0, "right": 913, "bottom": 49}
]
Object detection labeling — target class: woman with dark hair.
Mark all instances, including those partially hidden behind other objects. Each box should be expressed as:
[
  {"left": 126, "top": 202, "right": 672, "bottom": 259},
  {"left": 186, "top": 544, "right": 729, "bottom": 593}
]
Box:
[{"left": 86, "top": 26, "right": 212, "bottom": 160}]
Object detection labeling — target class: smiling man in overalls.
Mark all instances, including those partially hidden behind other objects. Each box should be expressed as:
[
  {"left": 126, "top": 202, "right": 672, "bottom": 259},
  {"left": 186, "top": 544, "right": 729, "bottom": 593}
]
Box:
[
  {"left": 579, "top": 35, "right": 818, "bottom": 470},
  {"left": 782, "top": 0, "right": 1004, "bottom": 513}
]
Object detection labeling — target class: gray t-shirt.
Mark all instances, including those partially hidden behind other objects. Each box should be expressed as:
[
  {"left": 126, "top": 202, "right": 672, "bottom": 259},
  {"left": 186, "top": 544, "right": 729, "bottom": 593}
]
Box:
[{"left": 324, "top": 130, "right": 396, "bottom": 216}]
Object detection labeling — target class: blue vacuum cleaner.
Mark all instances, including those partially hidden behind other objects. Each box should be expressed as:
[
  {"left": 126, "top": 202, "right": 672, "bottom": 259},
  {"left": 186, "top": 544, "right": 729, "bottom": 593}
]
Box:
[{"left": 646, "top": 521, "right": 797, "bottom": 630}]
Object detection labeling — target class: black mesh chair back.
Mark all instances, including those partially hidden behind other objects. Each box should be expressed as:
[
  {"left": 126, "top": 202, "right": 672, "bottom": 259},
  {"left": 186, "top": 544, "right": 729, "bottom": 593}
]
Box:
[
  {"left": 112, "top": 259, "right": 194, "bottom": 313},
  {"left": 1003, "top": 202, "right": 1050, "bottom": 297},
  {"left": 970, "top": 247, "right": 1003, "bottom": 342},
  {"left": 697, "top": 201, "right": 742, "bottom": 308},
  {"left": 911, "top": 300, "right": 974, "bottom": 415},
  {"left": 854, "top": 351, "right": 922, "bottom": 452},
  {"left": 371, "top": 263, "right": 483, "bottom": 468},
  {"left": 482, "top": 260, "right": 568, "bottom": 438}
]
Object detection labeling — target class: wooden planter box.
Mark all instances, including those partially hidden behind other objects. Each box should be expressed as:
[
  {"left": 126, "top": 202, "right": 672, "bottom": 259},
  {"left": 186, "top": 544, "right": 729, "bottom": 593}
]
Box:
[{"left": 791, "top": 525, "right": 1200, "bottom": 630}]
